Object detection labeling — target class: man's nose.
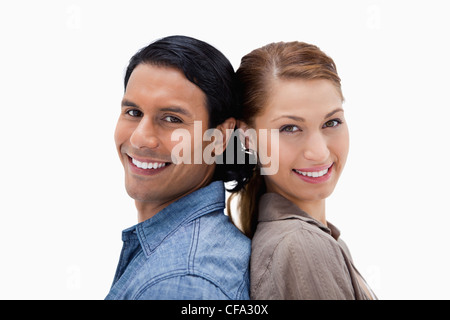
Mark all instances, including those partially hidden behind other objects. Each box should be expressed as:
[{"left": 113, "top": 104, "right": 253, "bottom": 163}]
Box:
[
  {"left": 129, "top": 117, "right": 160, "bottom": 150},
  {"left": 303, "top": 132, "right": 330, "bottom": 163}
]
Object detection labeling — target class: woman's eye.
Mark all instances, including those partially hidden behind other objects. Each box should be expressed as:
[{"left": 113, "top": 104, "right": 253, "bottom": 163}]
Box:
[
  {"left": 323, "top": 119, "right": 342, "bottom": 128},
  {"left": 126, "top": 109, "right": 143, "bottom": 117},
  {"left": 162, "top": 116, "right": 182, "bottom": 123},
  {"left": 280, "top": 125, "right": 300, "bottom": 133}
]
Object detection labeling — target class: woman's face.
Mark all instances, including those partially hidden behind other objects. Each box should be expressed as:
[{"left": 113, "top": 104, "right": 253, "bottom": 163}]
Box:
[{"left": 252, "top": 79, "right": 349, "bottom": 208}]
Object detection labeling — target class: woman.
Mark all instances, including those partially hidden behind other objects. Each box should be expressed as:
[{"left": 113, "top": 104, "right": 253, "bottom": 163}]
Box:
[{"left": 229, "top": 41, "right": 376, "bottom": 300}]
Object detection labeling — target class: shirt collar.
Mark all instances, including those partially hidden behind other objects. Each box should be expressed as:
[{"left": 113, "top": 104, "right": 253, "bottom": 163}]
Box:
[
  {"left": 123, "top": 181, "right": 225, "bottom": 257},
  {"left": 258, "top": 192, "right": 341, "bottom": 240}
]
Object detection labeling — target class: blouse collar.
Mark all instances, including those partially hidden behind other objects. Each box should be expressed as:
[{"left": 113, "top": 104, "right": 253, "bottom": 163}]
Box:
[{"left": 258, "top": 192, "right": 341, "bottom": 241}]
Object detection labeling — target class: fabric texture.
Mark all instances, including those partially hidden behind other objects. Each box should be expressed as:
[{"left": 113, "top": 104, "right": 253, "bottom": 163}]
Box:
[
  {"left": 106, "top": 181, "right": 251, "bottom": 300},
  {"left": 251, "top": 192, "right": 376, "bottom": 300}
]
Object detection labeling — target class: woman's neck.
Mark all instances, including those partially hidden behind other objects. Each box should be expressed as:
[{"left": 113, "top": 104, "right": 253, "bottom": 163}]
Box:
[
  {"left": 294, "top": 199, "right": 327, "bottom": 226},
  {"left": 264, "top": 179, "right": 327, "bottom": 226}
]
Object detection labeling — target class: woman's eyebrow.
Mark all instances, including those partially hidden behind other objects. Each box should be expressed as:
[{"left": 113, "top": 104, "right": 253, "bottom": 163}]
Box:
[
  {"left": 271, "top": 108, "right": 344, "bottom": 123},
  {"left": 271, "top": 115, "right": 305, "bottom": 122},
  {"left": 324, "top": 108, "right": 344, "bottom": 119}
]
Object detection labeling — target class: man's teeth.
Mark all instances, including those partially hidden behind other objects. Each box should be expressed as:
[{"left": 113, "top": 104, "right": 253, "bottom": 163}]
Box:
[
  {"left": 295, "top": 168, "right": 329, "bottom": 177},
  {"left": 132, "top": 158, "right": 167, "bottom": 169}
]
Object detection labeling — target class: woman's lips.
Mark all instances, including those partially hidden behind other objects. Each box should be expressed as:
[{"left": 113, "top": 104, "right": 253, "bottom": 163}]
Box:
[{"left": 293, "top": 163, "right": 333, "bottom": 184}]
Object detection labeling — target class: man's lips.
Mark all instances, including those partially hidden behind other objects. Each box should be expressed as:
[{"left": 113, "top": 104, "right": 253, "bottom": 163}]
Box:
[{"left": 127, "top": 155, "right": 172, "bottom": 175}]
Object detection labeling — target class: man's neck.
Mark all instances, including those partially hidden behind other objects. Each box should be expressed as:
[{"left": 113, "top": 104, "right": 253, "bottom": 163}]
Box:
[
  {"left": 136, "top": 199, "right": 178, "bottom": 223},
  {"left": 135, "top": 175, "right": 214, "bottom": 223}
]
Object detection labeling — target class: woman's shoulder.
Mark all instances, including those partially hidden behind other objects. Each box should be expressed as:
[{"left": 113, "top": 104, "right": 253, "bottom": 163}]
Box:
[
  {"left": 251, "top": 219, "right": 301, "bottom": 250},
  {"left": 252, "top": 217, "right": 343, "bottom": 260},
  {"left": 250, "top": 218, "right": 354, "bottom": 300}
]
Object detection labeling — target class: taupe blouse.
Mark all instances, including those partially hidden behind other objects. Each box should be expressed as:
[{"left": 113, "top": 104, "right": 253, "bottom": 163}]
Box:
[{"left": 251, "top": 193, "right": 376, "bottom": 300}]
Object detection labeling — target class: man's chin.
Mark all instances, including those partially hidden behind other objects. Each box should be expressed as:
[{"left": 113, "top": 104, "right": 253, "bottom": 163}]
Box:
[{"left": 125, "top": 185, "right": 154, "bottom": 203}]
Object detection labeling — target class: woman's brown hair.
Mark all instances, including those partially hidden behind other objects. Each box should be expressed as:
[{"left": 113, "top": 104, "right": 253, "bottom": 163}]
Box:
[{"left": 228, "top": 41, "right": 343, "bottom": 238}]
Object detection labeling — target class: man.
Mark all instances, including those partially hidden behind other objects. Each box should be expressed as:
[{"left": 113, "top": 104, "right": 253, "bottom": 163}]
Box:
[{"left": 105, "top": 36, "right": 251, "bottom": 300}]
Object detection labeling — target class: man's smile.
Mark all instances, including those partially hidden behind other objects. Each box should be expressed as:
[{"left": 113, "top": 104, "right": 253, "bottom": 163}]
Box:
[
  {"left": 127, "top": 155, "right": 172, "bottom": 175},
  {"left": 132, "top": 157, "right": 168, "bottom": 169}
]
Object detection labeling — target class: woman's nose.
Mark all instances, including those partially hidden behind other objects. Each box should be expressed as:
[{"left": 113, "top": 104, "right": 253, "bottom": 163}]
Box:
[{"left": 303, "top": 132, "right": 330, "bottom": 163}]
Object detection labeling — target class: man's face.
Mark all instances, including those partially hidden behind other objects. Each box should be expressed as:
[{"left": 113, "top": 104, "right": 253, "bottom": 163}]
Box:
[{"left": 114, "top": 64, "right": 216, "bottom": 214}]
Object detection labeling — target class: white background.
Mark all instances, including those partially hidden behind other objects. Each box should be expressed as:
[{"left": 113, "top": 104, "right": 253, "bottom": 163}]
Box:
[{"left": 0, "top": 0, "right": 449, "bottom": 300}]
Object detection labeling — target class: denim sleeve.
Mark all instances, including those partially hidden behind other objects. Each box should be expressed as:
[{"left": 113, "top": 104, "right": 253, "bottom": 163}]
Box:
[{"left": 134, "top": 275, "right": 231, "bottom": 300}]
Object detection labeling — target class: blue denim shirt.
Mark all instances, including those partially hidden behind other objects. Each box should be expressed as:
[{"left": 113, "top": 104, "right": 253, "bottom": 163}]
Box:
[{"left": 105, "top": 181, "right": 251, "bottom": 300}]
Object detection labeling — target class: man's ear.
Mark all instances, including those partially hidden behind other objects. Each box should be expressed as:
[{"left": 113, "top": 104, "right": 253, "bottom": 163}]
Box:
[{"left": 214, "top": 117, "right": 236, "bottom": 155}]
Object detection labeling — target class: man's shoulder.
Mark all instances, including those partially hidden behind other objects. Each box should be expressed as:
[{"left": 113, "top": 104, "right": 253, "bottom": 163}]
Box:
[
  {"left": 133, "top": 273, "right": 234, "bottom": 299},
  {"left": 131, "top": 211, "right": 250, "bottom": 299},
  {"left": 139, "top": 209, "right": 250, "bottom": 274},
  {"left": 195, "top": 211, "right": 251, "bottom": 256},
  {"left": 188, "top": 211, "right": 250, "bottom": 298}
]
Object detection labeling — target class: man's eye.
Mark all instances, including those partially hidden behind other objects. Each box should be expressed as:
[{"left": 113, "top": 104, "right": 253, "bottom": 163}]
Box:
[
  {"left": 323, "top": 119, "right": 342, "bottom": 128},
  {"left": 126, "top": 109, "right": 143, "bottom": 117},
  {"left": 162, "top": 116, "right": 182, "bottom": 123}
]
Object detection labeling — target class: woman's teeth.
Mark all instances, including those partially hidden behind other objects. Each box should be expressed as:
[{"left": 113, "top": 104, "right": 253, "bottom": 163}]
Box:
[
  {"left": 294, "top": 168, "right": 329, "bottom": 178},
  {"left": 132, "top": 158, "right": 167, "bottom": 169}
]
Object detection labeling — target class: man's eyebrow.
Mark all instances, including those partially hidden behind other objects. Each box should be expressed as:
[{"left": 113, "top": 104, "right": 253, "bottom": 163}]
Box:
[
  {"left": 159, "top": 106, "right": 193, "bottom": 118},
  {"left": 121, "top": 99, "right": 139, "bottom": 108},
  {"left": 121, "top": 99, "right": 193, "bottom": 117}
]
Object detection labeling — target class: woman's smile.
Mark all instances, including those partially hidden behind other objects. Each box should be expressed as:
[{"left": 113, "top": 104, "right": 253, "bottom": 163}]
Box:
[{"left": 292, "top": 163, "right": 334, "bottom": 184}]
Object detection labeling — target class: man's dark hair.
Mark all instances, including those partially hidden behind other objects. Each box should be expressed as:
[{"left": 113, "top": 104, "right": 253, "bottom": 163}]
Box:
[
  {"left": 124, "top": 35, "right": 252, "bottom": 192},
  {"left": 125, "top": 35, "right": 237, "bottom": 128}
]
